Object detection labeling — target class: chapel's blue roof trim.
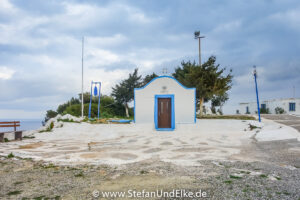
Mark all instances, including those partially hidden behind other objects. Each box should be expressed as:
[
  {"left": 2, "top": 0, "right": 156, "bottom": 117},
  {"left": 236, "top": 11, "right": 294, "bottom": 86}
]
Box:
[{"left": 135, "top": 75, "right": 195, "bottom": 90}]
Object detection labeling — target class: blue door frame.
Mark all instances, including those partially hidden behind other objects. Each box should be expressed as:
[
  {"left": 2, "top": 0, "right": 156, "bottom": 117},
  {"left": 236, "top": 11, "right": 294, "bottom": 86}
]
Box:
[{"left": 154, "top": 94, "right": 175, "bottom": 131}]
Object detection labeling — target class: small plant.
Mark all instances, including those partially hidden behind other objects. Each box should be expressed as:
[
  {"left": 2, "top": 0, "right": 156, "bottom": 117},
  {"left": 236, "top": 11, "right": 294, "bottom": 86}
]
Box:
[
  {"left": 259, "top": 174, "right": 268, "bottom": 178},
  {"left": 39, "top": 121, "right": 54, "bottom": 133},
  {"left": 42, "top": 163, "right": 56, "bottom": 169},
  {"left": 229, "top": 175, "right": 242, "bottom": 179},
  {"left": 242, "top": 188, "right": 249, "bottom": 193},
  {"left": 275, "top": 176, "right": 281, "bottom": 180},
  {"left": 23, "top": 157, "right": 33, "bottom": 161},
  {"left": 140, "top": 170, "right": 148, "bottom": 174},
  {"left": 32, "top": 196, "right": 46, "bottom": 200},
  {"left": 240, "top": 171, "right": 250, "bottom": 174},
  {"left": 4, "top": 138, "right": 9, "bottom": 142},
  {"left": 14, "top": 181, "right": 23, "bottom": 185},
  {"left": 57, "top": 118, "right": 80, "bottom": 123},
  {"left": 7, "top": 152, "right": 14, "bottom": 158},
  {"left": 74, "top": 171, "right": 84, "bottom": 177},
  {"left": 275, "top": 107, "right": 285, "bottom": 114},
  {"left": 7, "top": 190, "right": 22, "bottom": 195},
  {"left": 82, "top": 117, "right": 89, "bottom": 122},
  {"left": 249, "top": 124, "right": 261, "bottom": 131},
  {"left": 260, "top": 107, "right": 270, "bottom": 114},
  {"left": 23, "top": 135, "right": 35, "bottom": 139},
  {"left": 50, "top": 121, "right": 54, "bottom": 129},
  {"left": 224, "top": 180, "right": 232, "bottom": 184}
]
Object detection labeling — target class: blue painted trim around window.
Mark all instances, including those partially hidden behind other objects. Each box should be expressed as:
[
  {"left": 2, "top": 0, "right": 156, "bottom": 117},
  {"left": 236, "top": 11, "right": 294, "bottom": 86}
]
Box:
[
  {"left": 154, "top": 94, "right": 175, "bottom": 131},
  {"left": 289, "top": 102, "right": 296, "bottom": 111}
]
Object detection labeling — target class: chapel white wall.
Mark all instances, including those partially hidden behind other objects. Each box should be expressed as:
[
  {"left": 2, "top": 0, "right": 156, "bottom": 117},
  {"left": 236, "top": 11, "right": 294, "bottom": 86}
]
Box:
[{"left": 135, "top": 77, "right": 195, "bottom": 125}]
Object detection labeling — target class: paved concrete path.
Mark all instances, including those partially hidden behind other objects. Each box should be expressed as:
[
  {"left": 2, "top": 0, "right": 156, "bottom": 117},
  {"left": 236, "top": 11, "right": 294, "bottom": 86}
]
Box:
[{"left": 262, "top": 114, "right": 300, "bottom": 132}]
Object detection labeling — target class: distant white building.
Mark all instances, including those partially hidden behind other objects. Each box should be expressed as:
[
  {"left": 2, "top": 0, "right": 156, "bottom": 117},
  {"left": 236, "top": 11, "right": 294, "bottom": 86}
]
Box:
[{"left": 239, "top": 98, "right": 300, "bottom": 115}]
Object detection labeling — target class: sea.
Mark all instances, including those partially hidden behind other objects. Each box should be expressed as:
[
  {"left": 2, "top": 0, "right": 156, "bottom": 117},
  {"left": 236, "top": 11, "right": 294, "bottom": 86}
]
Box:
[{"left": 0, "top": 119, "right": 43, "bottom": 132}]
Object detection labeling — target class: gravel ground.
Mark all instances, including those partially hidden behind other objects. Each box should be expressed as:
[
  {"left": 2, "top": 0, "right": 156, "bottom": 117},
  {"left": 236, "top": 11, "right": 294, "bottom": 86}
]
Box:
[{"left": 1, "top": 139, "right": 300, "bottom": 200}]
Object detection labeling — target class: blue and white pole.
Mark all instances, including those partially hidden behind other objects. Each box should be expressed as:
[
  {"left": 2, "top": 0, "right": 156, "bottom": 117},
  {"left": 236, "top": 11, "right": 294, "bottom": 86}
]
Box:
[
  {"left": 88, "top": 81, "right": 101, "bottom": 119},
  {"left": 253, "top": 66, "right": 261, "bottom": 122},
  {"left": 97, "top": 82, "right": 101, "bottom": 119}
]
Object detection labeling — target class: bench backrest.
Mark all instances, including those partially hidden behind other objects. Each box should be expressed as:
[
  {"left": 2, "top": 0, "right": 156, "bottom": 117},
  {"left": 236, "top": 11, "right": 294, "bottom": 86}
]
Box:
[{"left": 0, "top": 121, "right": 20, "bottom": 131}]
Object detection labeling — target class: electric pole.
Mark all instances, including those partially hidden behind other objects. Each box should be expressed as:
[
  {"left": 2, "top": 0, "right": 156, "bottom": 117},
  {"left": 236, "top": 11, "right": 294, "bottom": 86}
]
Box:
[
  {"left": 194, "top": 31, "right": 205, "bottom": 66},
  {"left": 81, "top": 37, "right": 84, "bottom": 118}
]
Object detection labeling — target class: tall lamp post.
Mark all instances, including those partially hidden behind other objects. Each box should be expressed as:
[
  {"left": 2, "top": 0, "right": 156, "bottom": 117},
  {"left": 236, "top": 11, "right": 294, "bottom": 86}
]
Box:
[
  {"left": 194, "top": 31, "right": 205, "bottom": 66},
  {"left": 253, "top": 66, "right": 261, "bottom": 122}
]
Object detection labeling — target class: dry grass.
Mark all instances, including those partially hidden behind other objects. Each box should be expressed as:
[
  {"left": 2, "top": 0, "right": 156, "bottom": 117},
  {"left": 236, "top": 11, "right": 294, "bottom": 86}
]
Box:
[{"left": 197, "top": 115, "right": 255, "bottom": 120}]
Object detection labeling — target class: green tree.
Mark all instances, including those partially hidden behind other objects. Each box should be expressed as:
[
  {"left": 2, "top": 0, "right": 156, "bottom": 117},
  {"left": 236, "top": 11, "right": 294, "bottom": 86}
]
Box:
[
  {"left": 111, "top": 68, "right": 142, "bottom": 117},
  {"left": 57, "top": 97, "right": 80, "bottom": 114},
  {"left": 173, "top": 56, "right": 233, "bottom": 115},
  {"left": 45, "top": 110, "right": 58, "bottom": 122},
  {"left": 275, "top": 107, "right": 284, "bottom": 114},
  {"left": 211, "top": 93, "right": 229, "bottom": 114},
  {"left": 141, "top": 72, "right": 158, "bottom": 87}
]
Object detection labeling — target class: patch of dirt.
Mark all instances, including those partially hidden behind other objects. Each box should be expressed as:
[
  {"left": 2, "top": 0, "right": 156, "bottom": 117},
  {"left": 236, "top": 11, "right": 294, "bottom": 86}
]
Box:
[
  {"left": 208, "top": 139, "right": 222, "bottom": 143},
  {"left": 173, "top": 147, "right": 211, "bottom": 153},
  {"left": 143, "top": 148, "right": 162, "bottom": 153},
  {"left": 168, "top": 154, "right": 186, "bottom": 159},
  {"left": 175, "top": 139, "right": 187, "bottom": 144},
  {"left": 160, "top": 141, "right": 173, "bottom": 145},
  {"left": 111, "top": 153, "right": 138, "bottom": 160},
  {"left": 57, "top": 146, "right": 81, "bottom": 150},
  {"left": 80, "top": 153, "right": 106, "bottom": 159},
  {"left": 95, "top": 174, "right": 198, "bottom": 192},
  {"left": 19, "top": 142, "right": 44, "bottom": 149},
  {"left": 144, "top": 140, "right": 151, "bottom": 145}
]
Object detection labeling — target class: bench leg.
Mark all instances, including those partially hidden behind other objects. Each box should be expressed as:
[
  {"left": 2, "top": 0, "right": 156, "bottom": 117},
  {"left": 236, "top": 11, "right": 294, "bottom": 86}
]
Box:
[
  {"left": 0, "top": 133, "right": 4, "bottom": 142},
  {"left": 15, "top": 131, "right": 22, "bottom": 141}
]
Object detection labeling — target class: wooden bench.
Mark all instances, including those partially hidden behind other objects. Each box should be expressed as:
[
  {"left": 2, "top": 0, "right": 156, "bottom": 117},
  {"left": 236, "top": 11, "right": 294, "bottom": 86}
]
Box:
[{"left": 0, "top": 121, "right": 22, "bottom": 142}]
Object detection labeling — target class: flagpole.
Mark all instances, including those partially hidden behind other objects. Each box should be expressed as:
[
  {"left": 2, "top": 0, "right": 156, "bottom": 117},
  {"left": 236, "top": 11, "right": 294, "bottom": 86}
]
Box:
[{"left": 81, "top": 37, "right": 84, "bottom": 118}]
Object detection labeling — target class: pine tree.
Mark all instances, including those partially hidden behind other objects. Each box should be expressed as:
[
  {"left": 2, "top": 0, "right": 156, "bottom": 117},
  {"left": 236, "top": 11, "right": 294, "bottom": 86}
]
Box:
[
  {"left": 173, "top": 56, "right": 233, "bottom": 115},
  {"left": 111, "top": 68, "right": 142, "bottom": 117}
]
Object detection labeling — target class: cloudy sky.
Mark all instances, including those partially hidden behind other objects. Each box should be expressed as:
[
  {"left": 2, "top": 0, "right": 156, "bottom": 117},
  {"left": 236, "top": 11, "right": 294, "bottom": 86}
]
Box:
[{"left": 0, "top": 0, "right": 300, "bottom": 119}]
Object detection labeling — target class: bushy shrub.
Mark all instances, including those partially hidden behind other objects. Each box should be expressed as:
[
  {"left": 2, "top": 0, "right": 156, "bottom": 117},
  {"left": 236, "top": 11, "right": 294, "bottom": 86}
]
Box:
[
  {"left": 217, "top": 108, "right": 223, "bottom": 115},
  {"left": 49, "top": 121, "right": 54, "bottom": 130},
  {"left": 51, "top": 94, "right": 129, "bottom": 119},
  {"left": 45, "top": 110, "right": 58, "bottom": 122},
  {"left": 7, "top": 152, "right": 14, "bottom": 158},
  {"left": 260, "top": 107, "right": 270, "bottom": 114},
  {"left": 275, "top": 107, "right": 285, "bottom": 114},
  {"left": 64, "top": 104, "right": 81, "bottom": 117},
  {"left": 211, "top": 107, "right": 216, "bottom": 114}
]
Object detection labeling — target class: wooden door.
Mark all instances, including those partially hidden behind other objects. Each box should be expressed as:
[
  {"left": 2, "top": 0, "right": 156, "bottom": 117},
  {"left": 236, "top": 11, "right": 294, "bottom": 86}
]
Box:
[{"left": 157, "top": 98, "right": 171, "bottom": 128}]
